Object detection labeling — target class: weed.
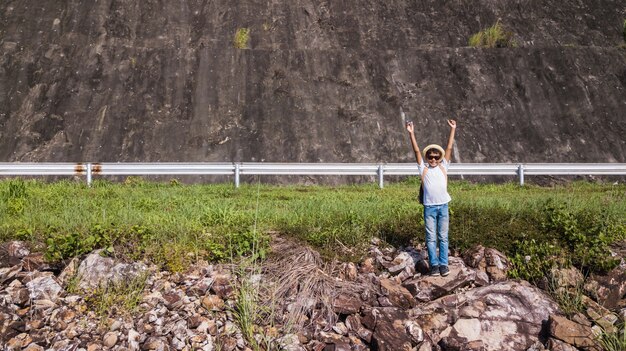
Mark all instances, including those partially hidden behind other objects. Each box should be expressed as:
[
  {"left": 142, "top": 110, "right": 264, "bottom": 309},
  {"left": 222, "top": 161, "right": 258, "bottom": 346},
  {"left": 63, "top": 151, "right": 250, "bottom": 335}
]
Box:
[
  {"left": 508, "top": 239, "right": 569, "bottom": 283},
  {"left": 469, "top": 20, "right": 517, "bottom": 48},
  {"left": 597, "top": 323, "right": 626, "bottom": 351},
  {"left": 546, "top": 269, "right": 586, "bottom": 318},
  {"left": 84, "top": 272, "right": 148, "bottom": 323},
  {"left": 234, "top": 28, "right": 251, "bottom": 49}
]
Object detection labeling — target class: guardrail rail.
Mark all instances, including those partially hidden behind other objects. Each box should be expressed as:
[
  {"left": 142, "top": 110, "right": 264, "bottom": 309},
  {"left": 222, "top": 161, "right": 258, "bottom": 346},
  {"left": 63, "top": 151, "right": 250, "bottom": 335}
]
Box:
[{"left": 1, "top": 162, "right": 625, "bottom": 187}]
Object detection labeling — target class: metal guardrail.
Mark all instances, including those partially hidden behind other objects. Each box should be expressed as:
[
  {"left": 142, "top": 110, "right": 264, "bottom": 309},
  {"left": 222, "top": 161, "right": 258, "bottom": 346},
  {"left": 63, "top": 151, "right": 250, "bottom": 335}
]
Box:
[{"left": 0, "top": 162, "right": 625, "bottom": 187}]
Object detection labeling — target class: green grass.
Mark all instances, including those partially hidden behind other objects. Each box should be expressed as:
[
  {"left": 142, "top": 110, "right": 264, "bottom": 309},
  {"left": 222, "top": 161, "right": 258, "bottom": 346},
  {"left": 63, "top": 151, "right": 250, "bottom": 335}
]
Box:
[
  {"left": 0, "top": 178, "right": 624, "bottom": 275},
  {"left": 469, "top": 20, "right": 517, "bottom": 48},
  {"left": 234, "top": 28, "right": 251, "bottom": 49}
]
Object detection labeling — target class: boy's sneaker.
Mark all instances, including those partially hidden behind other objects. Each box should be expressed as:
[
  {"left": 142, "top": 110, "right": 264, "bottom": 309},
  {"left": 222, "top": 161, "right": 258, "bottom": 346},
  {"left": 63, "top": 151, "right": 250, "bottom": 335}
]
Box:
[
  {"left": 429, "top": 265, "right": 440, "bottom": 276},
  {"left": 439, "top": 265, "right": 450, "bottom": 277}
]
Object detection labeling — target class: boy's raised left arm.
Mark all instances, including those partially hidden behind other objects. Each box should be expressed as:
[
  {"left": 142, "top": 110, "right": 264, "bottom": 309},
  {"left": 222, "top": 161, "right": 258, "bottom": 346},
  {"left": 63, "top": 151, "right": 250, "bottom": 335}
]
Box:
[{"left": 444, "top": 119, "right": 457, "bottom": 162}]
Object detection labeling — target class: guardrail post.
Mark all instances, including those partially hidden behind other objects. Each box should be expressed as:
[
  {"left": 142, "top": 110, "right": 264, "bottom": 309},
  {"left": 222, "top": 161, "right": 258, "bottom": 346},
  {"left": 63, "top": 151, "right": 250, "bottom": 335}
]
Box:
[
  {"left": 234, "top": 163, "right": 240, "bottom": 188},
  {"left": 518, "top": 164, "right": 525, "bottom": 186},
  {"left": 377, "top": 164, "right": 384, "bottom": 189},
  {"left": 86, "top": 163, "right": 92, "bottom": 187}
]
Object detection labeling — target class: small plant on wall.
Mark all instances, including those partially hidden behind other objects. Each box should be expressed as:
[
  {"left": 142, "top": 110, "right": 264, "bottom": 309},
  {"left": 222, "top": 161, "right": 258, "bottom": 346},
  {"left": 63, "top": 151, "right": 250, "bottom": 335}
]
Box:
[
  {"left": 234, "top": 28, "right": 251, "bottom": 49},
  {"left": 469, "top": 19, "right": 517, "bottom": 48}
]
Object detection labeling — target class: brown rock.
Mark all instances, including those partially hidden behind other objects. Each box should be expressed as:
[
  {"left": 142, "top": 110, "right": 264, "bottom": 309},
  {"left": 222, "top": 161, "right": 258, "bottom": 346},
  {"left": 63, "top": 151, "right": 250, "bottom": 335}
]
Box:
[
  {"left": 548, "top": 314, "right": 599, "bottom": 350},
  {"left": 379, "top": 278, "right": 416, "bottom": 309},
  {"left": 365, "top": 307, "right": 413, "bottom": 351},
  {"left": 210, "top": 273, "right": 234, "bottom": 299},
  {"left": 23, "top": 344, "right": 45, "bottom": 351},
  {"left": 547, "top": 338, "right": 578, "bottom": 351},
  {"left": 359, "top": 257, "right": 376, "bottom": 274},
  {"left": 332, "top": 293, "right": 361, "bottom": 315},
  {"left": 201, "top": 294, "right": 225, "bottom": 311}
]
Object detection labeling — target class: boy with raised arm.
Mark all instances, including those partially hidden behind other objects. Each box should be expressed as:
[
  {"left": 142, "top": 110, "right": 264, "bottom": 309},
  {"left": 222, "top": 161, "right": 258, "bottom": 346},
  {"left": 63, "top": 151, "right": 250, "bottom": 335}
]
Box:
[{"left": 406, "top": 119, "right": 457, "bottom": 276}]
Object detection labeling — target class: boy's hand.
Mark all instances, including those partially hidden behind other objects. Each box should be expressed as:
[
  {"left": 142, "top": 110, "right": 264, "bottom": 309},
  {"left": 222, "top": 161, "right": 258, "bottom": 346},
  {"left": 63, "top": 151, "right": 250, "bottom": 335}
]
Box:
[
  {"left": 447, "top": 119, "right": 457, "bottom": 129},
  {"left": 405, "top": 121, "right": 414, "bottom": 133}
]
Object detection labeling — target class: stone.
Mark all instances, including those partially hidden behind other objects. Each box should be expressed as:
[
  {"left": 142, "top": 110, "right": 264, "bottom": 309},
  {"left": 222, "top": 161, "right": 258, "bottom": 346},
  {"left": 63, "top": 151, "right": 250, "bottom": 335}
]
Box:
[
  {"left": 76, "top": 251, "right": 148, "bottom": 291},
  {"left": 0, "top": 241, "right": 30, "bottom": 267},
  {"left": 201, "top": 294, "right": 225, "bottom": 311},
  {"left": 548, "top": 314, "right": 599, "bottom": 350},
  {"left": 25, "top": 273, "right": 64, "bottom": 302},
  {"left": 332, "top": 293, "right": 361, "bottom": 315},
  {"left": 584, "top": 265, "right": 626, "bottom": 310},
  {"left": 413, "top": 281, "right": 560, "bottom": 349},
  {"left": 57, "top": 257, "right": 80, "bottom": 287},
  {"left": 547, "top": 338, "right": 579, "bottom": 351},
  {"left": 210, "top": 273, "right": 234, "bottom": 299},
  {"left": 405, "top": 320, "right": 424, "bottom": 344},
  {"left": 379, "top": 278, "right": 416, "bottom": 309},
  {"left": 103, "top": 331, "right": 118, "bottom": 347},
  {"left": 403, "top": 256, "right": 476, "bottom": 302},
  {"left": 363, "top": 307, "right": 413, "bottom": 351},
  {"left": 359, "top": 257, "right": 376, "bottom": 274}
]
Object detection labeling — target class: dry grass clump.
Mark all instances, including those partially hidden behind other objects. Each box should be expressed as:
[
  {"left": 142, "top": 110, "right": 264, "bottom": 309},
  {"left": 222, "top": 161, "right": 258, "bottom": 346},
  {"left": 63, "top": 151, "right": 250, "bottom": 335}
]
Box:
[{"left": 260, "top": 236, "right": 371, "bottom": 332}]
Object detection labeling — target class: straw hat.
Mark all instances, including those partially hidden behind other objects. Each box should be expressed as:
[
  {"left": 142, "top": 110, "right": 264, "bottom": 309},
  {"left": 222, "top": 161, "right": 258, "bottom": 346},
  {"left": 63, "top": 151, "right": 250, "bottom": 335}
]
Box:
[{"left": 422, "top": 144, "right": 445, "bottom": 160}]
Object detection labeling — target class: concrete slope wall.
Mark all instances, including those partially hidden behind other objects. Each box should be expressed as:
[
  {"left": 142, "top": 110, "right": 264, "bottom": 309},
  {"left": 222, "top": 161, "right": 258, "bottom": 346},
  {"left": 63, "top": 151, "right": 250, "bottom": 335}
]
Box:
[{"left": 1, "top": 0, "right": 625, "bottom": 165}]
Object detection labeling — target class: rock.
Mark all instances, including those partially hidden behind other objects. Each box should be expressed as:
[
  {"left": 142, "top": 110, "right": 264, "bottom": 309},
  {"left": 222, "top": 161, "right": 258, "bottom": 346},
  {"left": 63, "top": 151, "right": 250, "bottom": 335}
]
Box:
[
  {"left": 583, "top": 265, "right": 626, "bottom": 310},
  {"left": 359, "top": 257, "right": 376, "bottom": 274},
  {"left": 103, "top": 331, "right": 118, "bottom": 347},
  {"left": 128, "top": 329, "right": 141, "bottom": 351},
  {"left": 548, "top": 314, "right": 599, "bottom": 350},
  {"left": 22, "top": 344, "right": 45, "bottom": 351},
  {"left": 403, "top": 256, "right": 476, "bottom": 302},
  {"left": 413, "top": 281, "right": 560, "bottom": 349},
  {"left": 57, "top": 257, "right": 80, "bottom": 287},
  {"left": 201, "top": 294, "right": 225, "bottom": 311},
  {"left": 379, "top": 278, "right": 416, "bottom": 309},
  {"left": 76, "top": 250, "right": 148, "bottom": 290},
  {"left": 210, "top": 273, "right": 234, "bottom": 299},
  {"left": 549, "top": 267, "right": 584, "bottom": 289},
  {"left": 547, "top": 338, "right": 579, "bottom": 351},
  {"left": 332, "top": 293, "right": 361, "bottom": 315},
  {"left": 463, "top": 246, "right": 510, "bottom": 283},
  {"left": 25, "top": 273, "right": 63, "bottom": 302},
  {"left": 277, "top": 333, "right": 306, "bottom": 351},
  {"left": 363, "top": 307, "right": 413, "bottom": 351},
  {"left": 405, "top": 320, "right": 424, "bottom": 344},
  {"left": 22, "top": 253, "right": 49, "bottom": 272},
  {"left": 0, "top": 241, "right": 30, "bottom": 267},
  {"left": 582, "top": 295, "right": 618, "bottom": 333},
  {"left": 387, "top": 252, "right": 415, "bottom": 275}
]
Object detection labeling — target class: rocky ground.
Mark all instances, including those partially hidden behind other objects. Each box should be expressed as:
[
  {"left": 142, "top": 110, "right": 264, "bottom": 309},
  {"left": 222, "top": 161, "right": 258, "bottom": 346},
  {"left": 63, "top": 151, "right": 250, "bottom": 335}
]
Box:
[{"left": 1, "top": 237, "right": 625, "bottom": 351}]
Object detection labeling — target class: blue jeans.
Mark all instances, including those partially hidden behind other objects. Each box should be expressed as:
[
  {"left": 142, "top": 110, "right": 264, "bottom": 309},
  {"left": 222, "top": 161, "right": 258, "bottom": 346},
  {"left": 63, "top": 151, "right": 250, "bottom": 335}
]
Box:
[{"left": 424, "top": 203, "right": 449, "bottom": 267}]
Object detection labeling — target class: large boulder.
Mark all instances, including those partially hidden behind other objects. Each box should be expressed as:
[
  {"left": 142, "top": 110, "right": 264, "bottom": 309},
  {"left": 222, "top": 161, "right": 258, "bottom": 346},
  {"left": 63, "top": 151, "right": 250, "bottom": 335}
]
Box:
[{"left": 411, "top": 280, "right": 560, "bottom": 350}]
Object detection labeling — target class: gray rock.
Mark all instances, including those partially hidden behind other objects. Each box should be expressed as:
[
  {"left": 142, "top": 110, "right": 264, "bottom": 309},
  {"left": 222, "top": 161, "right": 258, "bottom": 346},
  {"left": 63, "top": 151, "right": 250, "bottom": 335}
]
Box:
[
  {"left": 76, "top": 250, "right": 147, "bottom": 290},
  {"left": 413, "top": 281, "right": 560, "bottom": 350},
  {"left": 25, "top": 273, "right": 63, "bottom": 302}
]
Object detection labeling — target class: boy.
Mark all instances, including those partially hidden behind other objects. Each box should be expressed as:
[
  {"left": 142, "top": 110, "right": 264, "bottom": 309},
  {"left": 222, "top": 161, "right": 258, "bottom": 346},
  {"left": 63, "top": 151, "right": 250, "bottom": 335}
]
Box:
[{"left": 406, "top": 119, "right": 457, "bottom": 276}]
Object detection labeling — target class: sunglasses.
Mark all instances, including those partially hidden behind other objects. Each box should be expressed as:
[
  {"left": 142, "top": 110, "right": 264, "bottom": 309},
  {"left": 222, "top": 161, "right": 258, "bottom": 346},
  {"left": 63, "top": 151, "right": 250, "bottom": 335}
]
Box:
[{"left": 427, "top": 155, "right": 441, "bottom": 160}]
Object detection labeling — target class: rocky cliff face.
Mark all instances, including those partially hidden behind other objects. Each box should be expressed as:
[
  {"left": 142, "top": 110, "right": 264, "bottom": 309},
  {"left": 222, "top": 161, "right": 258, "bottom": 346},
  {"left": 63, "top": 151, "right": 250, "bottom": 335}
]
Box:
[{"left": 1, "top": 0, "right": 625, "bottom": 166}]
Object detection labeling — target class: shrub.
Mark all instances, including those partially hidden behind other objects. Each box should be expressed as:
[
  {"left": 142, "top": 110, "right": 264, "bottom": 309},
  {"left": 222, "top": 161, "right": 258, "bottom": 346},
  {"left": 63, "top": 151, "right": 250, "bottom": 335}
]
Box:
[
  {"left": 234, "top": 28, "right": 251, "bottom": 49},
  {"left": 469, "top": 20, "right": 516, "bottom": 48}
]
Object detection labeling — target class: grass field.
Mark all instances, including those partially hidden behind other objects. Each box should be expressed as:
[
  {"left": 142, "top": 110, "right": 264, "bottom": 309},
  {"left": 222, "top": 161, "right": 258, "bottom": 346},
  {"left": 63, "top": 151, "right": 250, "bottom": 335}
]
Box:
[{"left": 1, "top": 177, "right": 624, "bottom": 278}]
